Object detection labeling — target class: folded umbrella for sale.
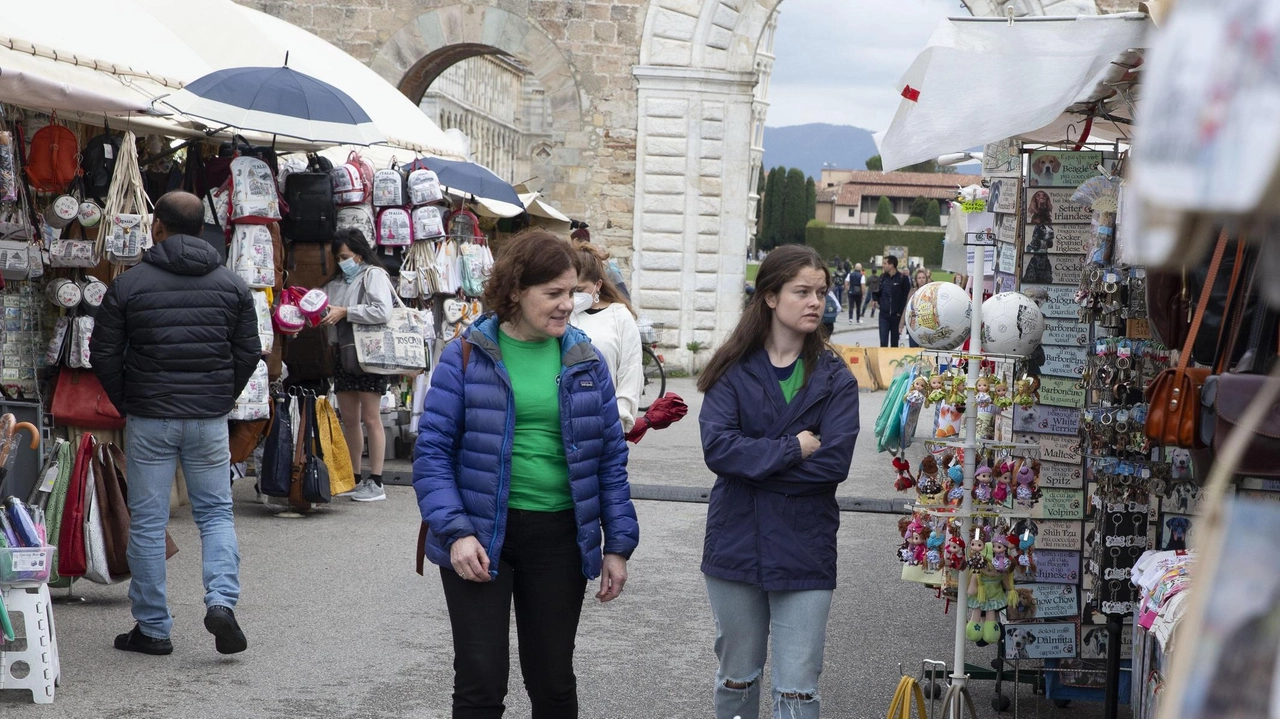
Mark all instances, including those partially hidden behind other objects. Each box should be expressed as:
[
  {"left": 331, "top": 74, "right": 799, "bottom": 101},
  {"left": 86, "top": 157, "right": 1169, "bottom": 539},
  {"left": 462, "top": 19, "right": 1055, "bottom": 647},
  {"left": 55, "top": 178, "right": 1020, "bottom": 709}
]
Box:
[{"left": 625, "top": 393, "right": 689, "bottom": 444}]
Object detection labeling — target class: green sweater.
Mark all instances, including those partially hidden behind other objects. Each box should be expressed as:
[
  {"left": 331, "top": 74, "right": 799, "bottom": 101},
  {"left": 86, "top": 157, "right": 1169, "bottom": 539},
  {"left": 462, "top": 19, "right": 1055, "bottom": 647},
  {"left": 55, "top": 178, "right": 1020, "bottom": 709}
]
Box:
[{"left": 498, "top": 330, "right": 574, "bottom": 512}]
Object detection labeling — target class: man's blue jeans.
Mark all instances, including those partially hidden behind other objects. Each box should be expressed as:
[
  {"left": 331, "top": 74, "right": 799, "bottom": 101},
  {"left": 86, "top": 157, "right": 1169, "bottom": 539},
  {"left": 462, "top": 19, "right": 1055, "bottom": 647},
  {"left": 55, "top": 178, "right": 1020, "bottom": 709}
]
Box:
[
  {"left": 125, "top": 416, "right": 240, "bottom": 639},
  {"left": 705, "top": 575, "right": 833, "bottom": 719}
]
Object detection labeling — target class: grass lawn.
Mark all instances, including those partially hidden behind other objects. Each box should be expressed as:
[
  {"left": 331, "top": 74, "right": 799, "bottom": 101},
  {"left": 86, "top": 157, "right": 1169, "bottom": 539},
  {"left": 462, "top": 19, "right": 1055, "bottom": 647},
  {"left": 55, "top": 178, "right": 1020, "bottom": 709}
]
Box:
[{"left": 747, "top": 262, "right": 759, "bottom": 282}]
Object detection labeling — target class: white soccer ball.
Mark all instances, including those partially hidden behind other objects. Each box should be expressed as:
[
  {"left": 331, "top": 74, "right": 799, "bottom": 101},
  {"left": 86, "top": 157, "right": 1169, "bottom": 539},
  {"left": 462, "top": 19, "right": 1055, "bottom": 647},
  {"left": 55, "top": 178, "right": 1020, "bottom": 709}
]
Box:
[
  {"left": 981, "top": 292, "right": 1046, "bottom": 357},
  {"left": 905, "top": 282, "right": 972, "bottom": 350}
]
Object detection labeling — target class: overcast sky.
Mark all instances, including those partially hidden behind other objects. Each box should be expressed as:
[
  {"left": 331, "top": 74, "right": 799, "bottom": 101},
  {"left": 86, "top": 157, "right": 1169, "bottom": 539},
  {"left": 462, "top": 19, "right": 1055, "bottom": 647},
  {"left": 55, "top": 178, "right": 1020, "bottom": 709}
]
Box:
[{"left": 765, "top": 0, "right": 956, "bottom": 132}]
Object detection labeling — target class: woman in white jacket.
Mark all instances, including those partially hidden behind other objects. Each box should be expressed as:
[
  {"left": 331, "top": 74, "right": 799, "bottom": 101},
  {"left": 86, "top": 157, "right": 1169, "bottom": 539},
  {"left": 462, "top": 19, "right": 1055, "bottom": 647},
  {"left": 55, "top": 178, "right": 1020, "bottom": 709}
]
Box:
[
  {"left": 570, "top": 242, "right": 643, "bottom": 432},
  {"left": 319, "top": 228, "right": 395, "bottom": 502}
]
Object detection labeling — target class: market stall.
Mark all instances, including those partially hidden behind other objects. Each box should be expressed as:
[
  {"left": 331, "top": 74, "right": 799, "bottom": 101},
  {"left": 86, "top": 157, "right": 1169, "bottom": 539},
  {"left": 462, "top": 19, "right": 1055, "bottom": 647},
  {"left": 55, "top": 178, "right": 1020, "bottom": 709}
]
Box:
[
  {"left": 0, "top": 0, "right": 493, "bottom": 702},
  {"left": 873, "top": 4, "right": 1280, "bottom": 718}
]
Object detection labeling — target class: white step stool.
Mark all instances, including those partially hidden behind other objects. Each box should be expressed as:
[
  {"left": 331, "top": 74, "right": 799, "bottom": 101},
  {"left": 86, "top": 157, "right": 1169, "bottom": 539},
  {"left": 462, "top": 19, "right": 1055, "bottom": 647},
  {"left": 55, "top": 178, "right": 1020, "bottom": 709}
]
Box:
[{"left": 0, "top": 583, "right": 60, "bottom": 704}]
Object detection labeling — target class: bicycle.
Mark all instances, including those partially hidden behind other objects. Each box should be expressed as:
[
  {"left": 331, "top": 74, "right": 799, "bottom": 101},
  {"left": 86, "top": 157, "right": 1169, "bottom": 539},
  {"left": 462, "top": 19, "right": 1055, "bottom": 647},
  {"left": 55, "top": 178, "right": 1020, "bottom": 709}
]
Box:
[{"left": 638, "top": 318, "right": 666, "bottom": 412}]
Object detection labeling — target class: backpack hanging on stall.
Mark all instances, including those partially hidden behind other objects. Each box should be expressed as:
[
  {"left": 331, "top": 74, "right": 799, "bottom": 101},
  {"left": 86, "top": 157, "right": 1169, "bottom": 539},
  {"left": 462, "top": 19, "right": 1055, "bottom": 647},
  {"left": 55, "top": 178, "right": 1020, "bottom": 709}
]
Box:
[
  {"left": 330, "top": 163, "right": 364, "bottom": 206},
  {"left": 26, "top": 113, "right": 80, "bottom": 193},
  {"left": 407, "top": 167, "right": 443, "bottom": 206},
  {"left": 372, "top": 162, "right": 407, "bottom": 207},
  {"left": 411, "top": 205, "right": 445, "bottom": 240},
  {"left": 336, "top": 204, "right": 375, "bottom": 240},
  {"left": 282, "top": 155, "right": 335, "bottom": 242},
  {"left": 226, "top": 155, "right": 282, "bottom": 224},
  {"left": 376, "top": 206, "right": 413, "bottom": 247},
  {"left": 228, "top": 224, "right": 275, "bottom": 289},
  {"left": 80, "top": 120, "right": 122, "bottom": 204}
]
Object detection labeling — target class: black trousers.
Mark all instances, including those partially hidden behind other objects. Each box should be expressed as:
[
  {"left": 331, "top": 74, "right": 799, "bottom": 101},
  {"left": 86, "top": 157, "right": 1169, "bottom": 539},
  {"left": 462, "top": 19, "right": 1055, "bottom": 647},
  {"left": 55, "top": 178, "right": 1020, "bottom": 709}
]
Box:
[
  {"left": 440, "top": 509, "right": 588, "bottom": 719},
  {"left": 848, "top": 291, "right": 863, "bottom": 320},
  {"left": 880, "top": 312, "right": 902, "bottom": 347}
]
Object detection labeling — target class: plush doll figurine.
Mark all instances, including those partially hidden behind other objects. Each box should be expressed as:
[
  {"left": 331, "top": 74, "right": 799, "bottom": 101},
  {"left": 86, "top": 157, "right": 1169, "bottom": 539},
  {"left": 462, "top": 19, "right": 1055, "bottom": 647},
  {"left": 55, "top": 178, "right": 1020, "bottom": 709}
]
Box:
[
  {"left": 992, "top": 378, "right": 1013, "bottom": 410},
  {"left": 1015, "top": 459, "right": 1042, "bottom": 508},
  {"left": 893, "top": 456, "right": 914, "bottom": 492},
  {"left": 973, "top": 464, "right": 995, "bottom": 504},
  {"left": 1013, "top": 375, "right": 1038, "bottom": 410},
  {"left": 926, "top": 373, "right": 947, "bottom": 406},
  {"left": 925, "top": 525, "right": 945, "bottom": 571},
  {"left": 944, "top": 534, "right": 967, "bottom": 570},
  {"left": 916, "top": 454, "right": 943, "bottom": 500},
  {"left": 903, "top": 518, "right": 929, "bottom": 566},
  {"left": 967, "top": 534, "right": 1018, "bottom": 645},
  {"left": 992, "top": 461, "right": 1013, "bottom": 504},
  {"left": 1014, "top": 520, "right": 1038, "bottom": 575},
  {"left": 975, "top": 375, "right": 994, "bottom": 440},
  {"left": 905, "top": 375, "right": 928, "bottom": 408},
  {"left": 945, "top": 464, "right": 966, "bottom": 506}
]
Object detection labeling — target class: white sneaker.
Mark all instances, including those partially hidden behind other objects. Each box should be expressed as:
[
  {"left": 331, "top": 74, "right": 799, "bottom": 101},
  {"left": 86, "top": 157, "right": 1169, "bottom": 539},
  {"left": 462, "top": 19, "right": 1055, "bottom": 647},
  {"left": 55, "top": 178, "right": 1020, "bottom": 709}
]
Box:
[{"left": 350, "top": 480, "right": 387, "bottom": 502}]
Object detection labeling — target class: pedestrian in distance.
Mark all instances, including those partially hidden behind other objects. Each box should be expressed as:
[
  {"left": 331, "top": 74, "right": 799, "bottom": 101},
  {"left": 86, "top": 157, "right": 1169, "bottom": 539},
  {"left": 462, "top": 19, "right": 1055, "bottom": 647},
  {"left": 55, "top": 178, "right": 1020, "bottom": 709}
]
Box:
[
  {"left": 821, "top": 285, "right": 841, "bottom": 338},
  {"left": 863, "top": 268, "right": 881, "bottom": 319},
  {"left": 696, "top": 244, "right": 861, "bottom": 719},
  {"left": 90, "top": 191, "right": 260, "bottom": 656},
  {"left": 320, "top": 227, "right": 395, "bottom": 502},
  {"left": 570, "top": 241, "right": 643, "bottom": 432},
  {"left": 875, "top": 255, "right": 913, "bottom": 348},
  {"left": 845, "top": 263, "right": 865, "bottom": 324},
  {"left": 903, "top": 267, "right": 932, "bottom": 348},
  {"left": 414, "top": 228, "right": 639, "bottom": 718}
]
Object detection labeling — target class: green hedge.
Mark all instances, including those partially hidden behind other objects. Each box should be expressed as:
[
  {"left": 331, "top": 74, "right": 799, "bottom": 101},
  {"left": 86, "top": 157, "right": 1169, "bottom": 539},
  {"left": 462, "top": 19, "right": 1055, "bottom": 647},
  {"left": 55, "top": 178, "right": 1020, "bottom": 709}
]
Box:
[{"left": 805, "top": 226, "right": 945, "bottom": 267}]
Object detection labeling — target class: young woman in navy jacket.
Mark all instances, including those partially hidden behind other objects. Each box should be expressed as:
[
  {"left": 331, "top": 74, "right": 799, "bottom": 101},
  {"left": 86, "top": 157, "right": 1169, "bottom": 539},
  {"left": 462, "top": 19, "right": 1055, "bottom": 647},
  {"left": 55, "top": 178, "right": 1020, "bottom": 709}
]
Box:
[{"left": 697, "top": 244, "right": 860, "bottom": 719}]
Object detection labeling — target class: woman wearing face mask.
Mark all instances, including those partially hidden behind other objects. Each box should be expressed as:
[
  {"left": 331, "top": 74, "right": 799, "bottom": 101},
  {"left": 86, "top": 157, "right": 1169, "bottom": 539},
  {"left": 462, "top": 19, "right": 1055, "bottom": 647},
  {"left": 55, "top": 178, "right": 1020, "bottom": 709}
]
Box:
[
  {"left": 320, "top": 227, "right": 395, "bottom": 503},
  {"left": 570, "top": 242, "right": 643, "bottom": 432},
  {"left": 697, "top": 244, "right": 860, "bottom": 719},
  {"left": 414, "top": 228, "right": 638, "bottom": 718}
]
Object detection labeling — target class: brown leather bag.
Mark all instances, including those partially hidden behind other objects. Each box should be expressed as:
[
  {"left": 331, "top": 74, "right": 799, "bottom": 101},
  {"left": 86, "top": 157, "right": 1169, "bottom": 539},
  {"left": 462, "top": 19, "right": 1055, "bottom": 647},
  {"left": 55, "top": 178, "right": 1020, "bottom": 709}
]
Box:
[
  {"left": 1145, "top": 230, "right": 1232, "bottom": 448},
  {"left": 229, "top": 418, "right": 270, "bottom": 464},
  {"left": 91, "top": 442, "right": 178, "bottom": 577}
]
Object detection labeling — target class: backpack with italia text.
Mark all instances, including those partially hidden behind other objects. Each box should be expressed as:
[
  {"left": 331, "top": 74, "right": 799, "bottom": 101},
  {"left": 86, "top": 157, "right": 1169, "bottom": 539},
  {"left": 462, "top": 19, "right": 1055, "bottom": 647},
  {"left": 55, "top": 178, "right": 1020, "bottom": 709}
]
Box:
[
  {"left": 372, "top": 163, "right": 407, "bottom": 207},
  {"left": 336, "top": 205, "right": 375, "bottom": 240},
  {"left": 376, "top": 206, "right": 413, "bottom": 247},
  {"left": 228, "top": 224, "right": 276, "bottom": 289},
  {"left": 407, "top": 167, "right": 443, "bottom": 206},
  {"left": 226, "top": 156, "right": 282, "bottom": 224}
]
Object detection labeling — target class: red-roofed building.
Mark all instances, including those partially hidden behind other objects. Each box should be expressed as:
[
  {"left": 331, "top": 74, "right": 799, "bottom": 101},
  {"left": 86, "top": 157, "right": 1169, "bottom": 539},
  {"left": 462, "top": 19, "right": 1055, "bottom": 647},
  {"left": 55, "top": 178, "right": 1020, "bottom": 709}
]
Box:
[{"left": 814, "top": 170, "right": 982, "bottom": 228}]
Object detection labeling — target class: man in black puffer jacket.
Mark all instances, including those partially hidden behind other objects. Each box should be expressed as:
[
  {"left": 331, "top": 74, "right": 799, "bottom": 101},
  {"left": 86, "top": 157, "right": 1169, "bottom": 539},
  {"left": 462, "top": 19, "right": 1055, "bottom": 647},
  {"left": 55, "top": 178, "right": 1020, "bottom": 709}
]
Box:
[{"left": 91, "top": 191, "right": 261, "bottom": 657}]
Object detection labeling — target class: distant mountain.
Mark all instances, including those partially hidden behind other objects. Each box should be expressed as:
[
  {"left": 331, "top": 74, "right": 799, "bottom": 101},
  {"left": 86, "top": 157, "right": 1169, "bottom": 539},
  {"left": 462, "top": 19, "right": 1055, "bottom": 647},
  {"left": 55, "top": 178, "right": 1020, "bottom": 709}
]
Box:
[{"left": 762, "top": 124, "right": 879, "bottom": 180}]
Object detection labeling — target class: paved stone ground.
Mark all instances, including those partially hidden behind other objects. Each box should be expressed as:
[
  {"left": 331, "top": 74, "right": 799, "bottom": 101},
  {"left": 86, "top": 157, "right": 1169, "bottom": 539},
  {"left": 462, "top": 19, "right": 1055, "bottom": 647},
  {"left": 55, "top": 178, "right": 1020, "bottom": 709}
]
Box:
[{"left": 1, "top": 375, "right": 1124, "bottom": 718}]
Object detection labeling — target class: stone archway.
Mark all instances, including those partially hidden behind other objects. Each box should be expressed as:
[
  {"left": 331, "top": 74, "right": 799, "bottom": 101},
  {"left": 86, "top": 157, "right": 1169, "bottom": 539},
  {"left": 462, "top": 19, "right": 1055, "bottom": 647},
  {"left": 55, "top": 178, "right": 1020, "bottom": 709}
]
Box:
[{"left": 367, "top": 6, "right": 590, "bottom": 218}]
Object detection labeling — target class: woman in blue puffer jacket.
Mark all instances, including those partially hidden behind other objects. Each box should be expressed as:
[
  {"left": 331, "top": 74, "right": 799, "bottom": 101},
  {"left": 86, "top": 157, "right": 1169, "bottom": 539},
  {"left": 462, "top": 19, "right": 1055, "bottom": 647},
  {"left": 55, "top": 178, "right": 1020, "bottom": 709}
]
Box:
[
  {"left": 414, "top": 229, "right": 639, "bottom": 718},
  {"left": 697, "top": 244, "right": 860, "bottom": 719}
]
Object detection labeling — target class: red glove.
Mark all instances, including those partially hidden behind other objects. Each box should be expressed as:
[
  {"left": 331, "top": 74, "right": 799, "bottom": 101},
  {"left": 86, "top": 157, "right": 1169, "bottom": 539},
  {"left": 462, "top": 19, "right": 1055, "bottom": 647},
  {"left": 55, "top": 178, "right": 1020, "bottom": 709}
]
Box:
[{"left": 625, "top": 393, "right": 689, "bottom": 443}]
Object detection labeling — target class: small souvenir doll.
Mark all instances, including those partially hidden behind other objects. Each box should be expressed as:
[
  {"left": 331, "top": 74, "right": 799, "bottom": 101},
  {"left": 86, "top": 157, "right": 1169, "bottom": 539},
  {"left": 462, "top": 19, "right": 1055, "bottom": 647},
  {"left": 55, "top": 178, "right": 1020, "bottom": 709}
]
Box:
[
  {"left": 905, "top": 375, "right": 928, "bottom": 408},
  {"left": 916, "top": 454, "right": 943, "bottom": 500},
  {"left": 893, "top": 456, "right": 914, "bottom": 492},
  {"left": 949, "top": 375, "right": 968, "bottom": 414},
  {"left": 1013, "top": 375, "right": 1037, "bottom": 410},
  {"left": 967, "top": 533, "right": 1018, "bottom": 645},
  {"left": 945, "top": 464, "right": 966, "bottom": 506},
  {"left": 926, "top": 373, "right": 947, "bottom": 405},
  {"left": 925, "top": 524, "right": 945, "bottom": 572},
  {"left": 1013, "top": 519, "right": 1038, "bottom": 575},
  {"left": 944, "top": 534, "right": 967, "bottom": 570},
  {"left": 974, "top": 375, "right": 993, "bottom": 412},
  {"left": 992, "top": 378, "right": 1013, "bottom": 410},
  {"left": 1015, "top": 459, "right": 1042, "bottom": 507},
  {"left": 972, "top": 464, "right": 994, "bottom": 504},
  {"left": 992, "top": 461, "right": 1013, "bottom": 504},
  {"left": 903, "top": 518, "right": 929, "bottom": 566}
]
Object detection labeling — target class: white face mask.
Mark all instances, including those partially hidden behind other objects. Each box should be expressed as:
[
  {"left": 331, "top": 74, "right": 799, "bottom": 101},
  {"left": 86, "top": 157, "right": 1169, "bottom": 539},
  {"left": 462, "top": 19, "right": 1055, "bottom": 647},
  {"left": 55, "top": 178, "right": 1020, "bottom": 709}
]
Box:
[{"left": 572, "top": 292, "right": 594, "bottom": 313}]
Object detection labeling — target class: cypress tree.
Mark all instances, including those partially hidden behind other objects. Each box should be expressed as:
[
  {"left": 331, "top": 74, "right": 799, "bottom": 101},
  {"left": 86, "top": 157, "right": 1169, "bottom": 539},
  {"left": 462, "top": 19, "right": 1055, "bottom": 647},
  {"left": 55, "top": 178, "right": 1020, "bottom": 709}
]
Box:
[
  {"left": 925, "top": 200, "right": 941, "bottom": 227},
  {"left": 783, "top": 168, "right": 807, "bottom": 244},
  {"left": 875, "top": 196, "right": 898, "bottom": 225},
  {"left": 805, "top": 176, "right": 817, "bottom": 221}
]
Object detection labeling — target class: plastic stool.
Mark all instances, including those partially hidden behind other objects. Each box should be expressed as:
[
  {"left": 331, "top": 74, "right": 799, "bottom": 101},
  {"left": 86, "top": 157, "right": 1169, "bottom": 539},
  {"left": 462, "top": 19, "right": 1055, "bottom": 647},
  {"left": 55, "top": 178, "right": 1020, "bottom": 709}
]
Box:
[{"left": 0, "top": 583, "right": 60, "bottom": 704}]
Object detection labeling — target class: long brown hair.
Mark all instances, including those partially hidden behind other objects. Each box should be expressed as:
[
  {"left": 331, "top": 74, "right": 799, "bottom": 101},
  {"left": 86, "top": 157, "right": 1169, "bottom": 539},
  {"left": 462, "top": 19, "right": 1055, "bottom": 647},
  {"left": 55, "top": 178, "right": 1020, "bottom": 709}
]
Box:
[
  {"left": 572, "top": 241, "right": 636, "bottom": 318},
  {"left": 697, "top": 244, "right": 832, "bottom": 392},
  {"left": 480, "top": 228, "right": 575, "bottom": 323}
]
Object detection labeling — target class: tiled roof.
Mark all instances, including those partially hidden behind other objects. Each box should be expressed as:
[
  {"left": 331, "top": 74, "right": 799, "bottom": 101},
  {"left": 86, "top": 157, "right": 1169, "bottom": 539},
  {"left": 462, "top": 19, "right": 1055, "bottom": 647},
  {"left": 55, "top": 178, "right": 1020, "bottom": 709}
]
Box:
[
  {"left": 813, "top": 171, "right": 984, "bottom": 207},
  {"left": 816, "top": 186, "right": 840, "bottom": 202},
  {"left": 836, "top": 183, "right": 961, "bottom": 205}
]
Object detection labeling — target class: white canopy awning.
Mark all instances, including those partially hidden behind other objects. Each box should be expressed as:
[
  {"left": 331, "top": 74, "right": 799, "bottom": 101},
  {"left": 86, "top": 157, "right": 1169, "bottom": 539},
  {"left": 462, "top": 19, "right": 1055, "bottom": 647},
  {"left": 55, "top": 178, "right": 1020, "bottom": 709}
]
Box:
[
  {"left": 879, "top": 13, "right": 1153, "bottom": 172},
  {"left": 0, "top": 0, "right": 466, "bottom": 157}
]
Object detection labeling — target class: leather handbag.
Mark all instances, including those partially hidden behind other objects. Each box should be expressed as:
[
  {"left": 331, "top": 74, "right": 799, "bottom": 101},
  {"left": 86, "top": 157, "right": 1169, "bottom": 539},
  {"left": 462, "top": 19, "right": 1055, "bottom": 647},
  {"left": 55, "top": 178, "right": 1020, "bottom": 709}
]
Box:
[
  {"left": 93, "top": 442, "right": 131, "bottom": 577},
  {"left": 1145, "top": 230, "right": 1231, "bottom": 448},
  {"left": 297, "top": 394, "right": 331, "bottom": 504},
  {"left": 82, "top": 452, "right": 114, "bottom": 584},
  {"left": 51, "top": 368, "right": 126, "bottom": 430},
  {"left": 57, "top": 433, "right": 96, "bottom": 577},
  {"left": 259, "top": 394, "right": 294, "bottom": 498},
  {"left": 229, "top": 418, "right": 270, "bottom": 464},
  {"left": 1201, "top": 374, "right": 1280, "bottom": 477}
]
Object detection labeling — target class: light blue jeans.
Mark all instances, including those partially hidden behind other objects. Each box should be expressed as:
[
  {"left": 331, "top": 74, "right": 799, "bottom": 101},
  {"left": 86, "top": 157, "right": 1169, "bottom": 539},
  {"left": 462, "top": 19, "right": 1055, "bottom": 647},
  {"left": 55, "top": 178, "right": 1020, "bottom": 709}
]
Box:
[
  {"left": 705, "top": 575, "right": 833, "bottom": 719},
  {"left": 125, "top": 416, "right": 240, "bottom": 639}
]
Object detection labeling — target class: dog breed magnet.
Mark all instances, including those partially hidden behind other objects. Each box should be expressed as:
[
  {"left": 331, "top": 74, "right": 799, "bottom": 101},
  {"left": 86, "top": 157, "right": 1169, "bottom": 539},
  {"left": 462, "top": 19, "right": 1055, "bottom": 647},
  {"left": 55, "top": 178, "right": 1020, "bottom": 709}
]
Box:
[{"left": 1028, "top": 151, "right": 1103, "bottom": 188}]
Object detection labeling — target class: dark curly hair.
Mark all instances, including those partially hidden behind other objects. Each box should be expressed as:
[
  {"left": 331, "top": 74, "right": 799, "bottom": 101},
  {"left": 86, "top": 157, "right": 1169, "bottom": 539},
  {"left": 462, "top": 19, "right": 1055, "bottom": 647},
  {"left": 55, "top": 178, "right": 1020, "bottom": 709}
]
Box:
[{"left": 481, "top": 228, "right": 575, "bottom": 323}]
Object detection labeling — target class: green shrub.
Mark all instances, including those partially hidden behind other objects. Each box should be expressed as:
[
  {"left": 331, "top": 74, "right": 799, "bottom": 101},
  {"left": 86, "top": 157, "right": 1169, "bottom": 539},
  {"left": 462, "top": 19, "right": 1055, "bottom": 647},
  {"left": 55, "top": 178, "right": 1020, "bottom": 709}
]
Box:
[
  {"left": 807, "top": 219, "right": 827, "bottom": 228},
  {"left": 925, "top": 200, "right": 941, "bottom": 227},
  {"left": 874, "top": 196, "right": 898, "bottom": 225},
  {"left": 804, "top": 226, "right": 945, "bottom": 267},
  {"left": 905, "top": 217, "right": 927, "bottom": 226}
]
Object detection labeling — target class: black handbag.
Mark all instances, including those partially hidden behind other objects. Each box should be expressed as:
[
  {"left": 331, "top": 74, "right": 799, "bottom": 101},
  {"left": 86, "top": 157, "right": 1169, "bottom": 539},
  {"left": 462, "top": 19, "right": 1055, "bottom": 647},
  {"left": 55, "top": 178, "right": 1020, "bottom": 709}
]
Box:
[
  {"left": 258, "top": 394, "right": 294, "bottom": 498},
  {"left": 298, "top": 393, "right": 331, "bottom": 504}
]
